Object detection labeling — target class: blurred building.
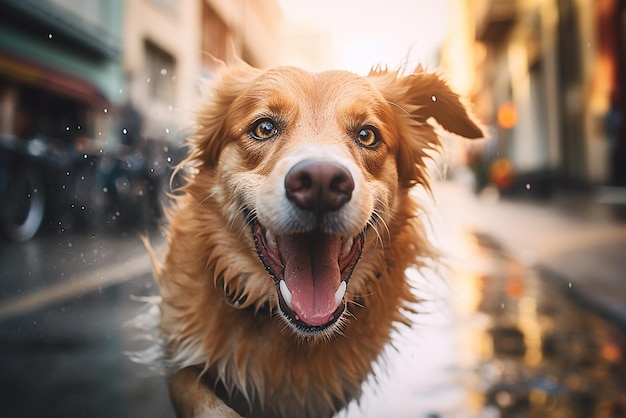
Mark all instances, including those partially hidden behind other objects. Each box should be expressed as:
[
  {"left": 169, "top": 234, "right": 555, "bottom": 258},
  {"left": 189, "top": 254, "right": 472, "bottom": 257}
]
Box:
[
  {"left": 444, "top": 0, "right": 626, "bottom": 196},
  {"left": 0, "top": 0, "right": 124, "bottom": 150},
  {"left": 123, "top": 0, "right": 283, "bottom": 145}
]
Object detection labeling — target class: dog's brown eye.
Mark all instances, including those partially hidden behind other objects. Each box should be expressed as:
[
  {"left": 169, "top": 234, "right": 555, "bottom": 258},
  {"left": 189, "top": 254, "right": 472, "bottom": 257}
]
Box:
[
  {"left": 250, "top": 119, "right": 279, "bottom": 141},
  {"left": 356, "top": 127, "right": 379, "bottom": 148}
]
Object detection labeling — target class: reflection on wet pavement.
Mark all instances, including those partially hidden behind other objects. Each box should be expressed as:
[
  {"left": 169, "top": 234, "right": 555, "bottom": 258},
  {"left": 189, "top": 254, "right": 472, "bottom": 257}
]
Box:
[{"left": 455, "top": 232, "right": 626, "bottom": 418}]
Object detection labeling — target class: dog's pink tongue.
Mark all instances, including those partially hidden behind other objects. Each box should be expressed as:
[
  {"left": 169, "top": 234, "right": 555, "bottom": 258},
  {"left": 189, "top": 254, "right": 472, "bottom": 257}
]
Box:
[{"left": 280, "top": 232, "right": 341, "bottom": 326}]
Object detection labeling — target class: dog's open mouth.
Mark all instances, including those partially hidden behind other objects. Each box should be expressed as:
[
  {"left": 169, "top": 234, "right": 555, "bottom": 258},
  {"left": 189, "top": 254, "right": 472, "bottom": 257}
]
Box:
[{"left": 252, "top": 221, "right": 364, "bottom": 333}]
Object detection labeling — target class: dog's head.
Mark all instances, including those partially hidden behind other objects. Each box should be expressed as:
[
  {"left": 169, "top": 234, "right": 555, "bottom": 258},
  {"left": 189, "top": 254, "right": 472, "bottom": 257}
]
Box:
[{"left": 183, "top": 62, "right": 482, "bottom": 338}]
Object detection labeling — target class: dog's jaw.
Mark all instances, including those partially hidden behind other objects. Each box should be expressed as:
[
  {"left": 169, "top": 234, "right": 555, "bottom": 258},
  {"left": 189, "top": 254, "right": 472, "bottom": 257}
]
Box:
[{"left": 252, "top": 220, "right": 365, "bottom": 335}]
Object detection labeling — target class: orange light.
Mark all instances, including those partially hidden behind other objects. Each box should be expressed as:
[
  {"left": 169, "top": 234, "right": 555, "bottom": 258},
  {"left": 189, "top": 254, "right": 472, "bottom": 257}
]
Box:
[
  {"left": 601, "top": 343, "right": 622, "bottom": 363},
  {"left": 497, "top": 102, "right": 518, "bottom": 129},
  {"left": 489, "top": 158, "right": 514, "bottom": 190}
]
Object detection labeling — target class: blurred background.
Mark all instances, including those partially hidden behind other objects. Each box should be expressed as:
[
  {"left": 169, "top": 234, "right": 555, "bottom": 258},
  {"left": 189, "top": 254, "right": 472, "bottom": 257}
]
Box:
[{"left": 0, "top": 0, "right": 625, "bottom": 417}]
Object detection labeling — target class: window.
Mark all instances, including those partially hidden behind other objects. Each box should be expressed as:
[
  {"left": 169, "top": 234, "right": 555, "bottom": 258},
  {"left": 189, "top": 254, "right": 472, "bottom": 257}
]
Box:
[{"left": 144, "top": 41, "right": 176, "bottom": 104}]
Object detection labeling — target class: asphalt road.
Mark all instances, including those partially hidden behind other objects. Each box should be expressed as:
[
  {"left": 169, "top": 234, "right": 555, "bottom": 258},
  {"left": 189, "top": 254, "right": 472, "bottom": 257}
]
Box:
[{"left": 0, "top": 229, "right": 173, "bottom": 418}]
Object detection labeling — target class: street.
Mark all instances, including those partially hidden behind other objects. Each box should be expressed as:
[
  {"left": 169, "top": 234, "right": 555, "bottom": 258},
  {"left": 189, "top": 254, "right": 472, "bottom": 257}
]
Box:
[
  {"left": 0, "top": 229, "right": 174, "bottom": 418},
  {"left": 0, "top": 190, "right": 625, "bottom": 418}
]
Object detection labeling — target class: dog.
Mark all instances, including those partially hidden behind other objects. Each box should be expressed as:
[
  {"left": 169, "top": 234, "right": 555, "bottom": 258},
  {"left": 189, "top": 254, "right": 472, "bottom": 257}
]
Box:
[{"left": 143, "top": 61, "right": 482, "bottom": 418}]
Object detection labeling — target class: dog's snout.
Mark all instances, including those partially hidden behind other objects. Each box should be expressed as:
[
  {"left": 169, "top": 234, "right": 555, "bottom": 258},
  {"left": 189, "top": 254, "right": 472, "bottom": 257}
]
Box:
[{"left": 285, "top": 159, "right": 354, "bottom": 213}]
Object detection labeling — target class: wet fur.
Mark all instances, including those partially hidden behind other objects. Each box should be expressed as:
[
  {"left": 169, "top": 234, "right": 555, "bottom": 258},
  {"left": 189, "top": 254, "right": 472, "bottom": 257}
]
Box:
[{"left": 147, "top": 61, "right": 482, "bottom": 418}]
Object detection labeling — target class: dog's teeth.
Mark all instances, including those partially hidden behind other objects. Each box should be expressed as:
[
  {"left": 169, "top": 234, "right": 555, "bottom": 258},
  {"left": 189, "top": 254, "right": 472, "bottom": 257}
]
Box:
[
  {"left": 279, "top": 280, "right": 293, "bottom": 310},
  {"left": 265, "top": 229, "right": 277, "bottom": 250},
  {"left": 334, "top": 281, "right": 347, "bottom": 306},
  {"left": 341, "top": 237, "right": 354, "bottom": 257}
]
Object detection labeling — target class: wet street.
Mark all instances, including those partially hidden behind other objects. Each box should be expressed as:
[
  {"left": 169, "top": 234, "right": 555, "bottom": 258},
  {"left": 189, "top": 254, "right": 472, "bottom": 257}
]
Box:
[
  {"left": 0, "top": 212, "right": 625, "bottom": 418},
  {"left": 0, "top": 229, "right": 174, "bottom": 418}
]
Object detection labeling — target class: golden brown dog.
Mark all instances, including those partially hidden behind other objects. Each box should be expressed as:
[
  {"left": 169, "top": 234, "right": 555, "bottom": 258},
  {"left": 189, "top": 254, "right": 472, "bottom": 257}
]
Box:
[{"left": 146, "top": 61, "right": 482, "bottom": 417}]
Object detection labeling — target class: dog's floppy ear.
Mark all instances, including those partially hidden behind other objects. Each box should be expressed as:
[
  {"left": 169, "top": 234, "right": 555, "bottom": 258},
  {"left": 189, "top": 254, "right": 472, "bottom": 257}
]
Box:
[
  {"left": 188, "top": 60, "right": 262, "bottom": 168},
  {"left": 368, "top": 66, "right": 483, "bottom": 187},
  {"left": 396, "top": 69, "right": 483, "bottom": 139}
]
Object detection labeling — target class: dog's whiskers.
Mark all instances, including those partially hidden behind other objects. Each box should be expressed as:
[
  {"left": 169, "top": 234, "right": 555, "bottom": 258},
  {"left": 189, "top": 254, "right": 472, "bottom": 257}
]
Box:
[
  {"left": 227, "top": 205, "right": 254, "bottom": 238},
  {"left": 346, "top": 298, "right": 365, "bottom": 310},
  {"left": 368, "top": 210, "right": 391, "bottom": 250},
  {"left": 385, "top": 100, "right": 411, "bottom": 117},
  {"left": 343, "top": 306, "right": 359, "bottom": 321}
]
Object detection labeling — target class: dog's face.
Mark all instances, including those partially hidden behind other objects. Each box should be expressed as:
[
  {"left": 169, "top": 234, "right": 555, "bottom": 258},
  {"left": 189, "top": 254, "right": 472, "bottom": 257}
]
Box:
[{"left": 186, "top": 64, "right": 481, "bottom": 338}]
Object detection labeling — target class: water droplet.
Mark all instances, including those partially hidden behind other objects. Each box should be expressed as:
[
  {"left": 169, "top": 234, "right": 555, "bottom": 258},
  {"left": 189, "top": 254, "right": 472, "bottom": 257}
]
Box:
[
  {"left": 568, "top": 282, "right": 573, "bottom": 288},
  {"left": 104, "top": 108, "right": 108, "bottom": 113},
  {"left": 83, "top": 154, "right": 88, "bottom": 159},
  {"left": 122, "top": 128, "right": 128, "bottom": 135},
  {"left": 66, "top": 171, "right": 71, "bottom": 176},
  {"left": 147, "top": 77, "right": 151, "bottom": 83},
  {"left": 167, "top": 156, "right": 172, "bottom": 163},
  {"left": 77, "top": 125, "right": 81, "bottom": 130},
  {"left": 525, "top": 183, "right": 531, "bottom": 190},
  {"left": 160, "top": 68, "right": 168, "bottom": 76},
  {"left": 66, "top": 126, "right": 70, "bottom": 131},
  {"left": 431, "top": 95, "right": 437, "bottom": 102}
]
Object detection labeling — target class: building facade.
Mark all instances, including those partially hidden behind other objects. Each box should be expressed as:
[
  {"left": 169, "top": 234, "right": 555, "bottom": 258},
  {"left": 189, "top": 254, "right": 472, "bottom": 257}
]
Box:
[
  {"left": 0, "top": 0, "right": 124, "bottom": 149},
  {"left": 444, "top": 0, "right": 626, "bottom": 195},
  {"left": 123, "top": 0, "right": 283, "bottom": 145}
]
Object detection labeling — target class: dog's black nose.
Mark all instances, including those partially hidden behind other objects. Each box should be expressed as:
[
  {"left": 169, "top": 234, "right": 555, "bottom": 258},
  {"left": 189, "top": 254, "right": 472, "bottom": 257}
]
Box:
[{"left": 285, "top": 159, "right": 354, "bottom": 213}]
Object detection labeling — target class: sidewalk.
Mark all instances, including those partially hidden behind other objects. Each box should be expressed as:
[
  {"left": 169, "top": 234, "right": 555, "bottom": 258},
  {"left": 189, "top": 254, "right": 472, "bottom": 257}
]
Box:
[{"left": 433, "top": 181, "right": 626, "bottom": 329}]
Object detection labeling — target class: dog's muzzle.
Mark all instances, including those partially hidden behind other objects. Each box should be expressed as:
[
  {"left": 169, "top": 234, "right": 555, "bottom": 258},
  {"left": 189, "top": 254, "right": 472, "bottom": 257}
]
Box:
[{"left": 252, "top": 159, "right": 365, "bottom": 334}]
